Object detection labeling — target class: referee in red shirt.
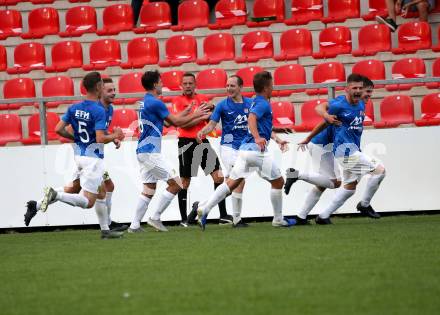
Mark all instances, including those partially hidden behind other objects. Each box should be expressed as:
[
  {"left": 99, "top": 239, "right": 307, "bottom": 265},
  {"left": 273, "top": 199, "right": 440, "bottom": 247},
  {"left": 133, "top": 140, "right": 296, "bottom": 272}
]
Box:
[{"left": 173, "top": 72, "right": 232, "bottom": 226}]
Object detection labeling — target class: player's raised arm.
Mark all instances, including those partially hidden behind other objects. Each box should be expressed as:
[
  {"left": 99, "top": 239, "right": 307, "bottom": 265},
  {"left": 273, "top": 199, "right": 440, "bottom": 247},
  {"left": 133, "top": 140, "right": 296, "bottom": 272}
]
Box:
[
  {"left": 196, "top": 120, "right": 217, "bottom": 143},
  {"left": 165, "top": 104, "right": 210, "bottom": 127},
  {"left": 315, "top": 101, "right": 341, "bottom": 125}
]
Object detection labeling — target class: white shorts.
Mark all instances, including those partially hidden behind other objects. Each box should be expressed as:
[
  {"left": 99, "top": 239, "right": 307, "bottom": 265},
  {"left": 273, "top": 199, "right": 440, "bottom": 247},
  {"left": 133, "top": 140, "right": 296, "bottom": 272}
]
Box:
[
  {"left": 308, "top": 143, "right": 340, "bottom": 180},
  {"left": 72, "top": 156, "right": 105, "bottom": 194},
  {"left": 337, "top": 151, "right": 380, "bottom": 184},
  {"left": 220, "top": 145, "right": 239, "bottom": 178},
  {"left": 229, "top": 150, "right": 282, "bottom": 181},
  {"left": 137, "top": 153, "right": 178, "bottom": 184}
]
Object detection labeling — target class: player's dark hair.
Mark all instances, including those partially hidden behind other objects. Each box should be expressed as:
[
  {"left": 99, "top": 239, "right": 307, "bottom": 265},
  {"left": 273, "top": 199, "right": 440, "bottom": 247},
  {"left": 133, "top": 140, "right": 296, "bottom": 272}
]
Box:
[
  {"left": 82, "top": 71, "right": 102, "bottom": 93},
  {"left": 141, "top": 70, "right": 161, "bottom": 91},
  {"left": 362, "top": 76, "right": 374, "bottom": 89},
  {"left": 102, "top": 77, "right": 113, "bottom": 84},
  {"left": 253, "top": 71, "right": 272, "bottom": 93},
  {"left": 183, "top": 72, "right": 196, "bottom": 80},
  {"left": 230, "top": 75, "right": 243, "bottom": 87},
  {"left": 347, "top": 73, "right": 365, "bottom": 84}
]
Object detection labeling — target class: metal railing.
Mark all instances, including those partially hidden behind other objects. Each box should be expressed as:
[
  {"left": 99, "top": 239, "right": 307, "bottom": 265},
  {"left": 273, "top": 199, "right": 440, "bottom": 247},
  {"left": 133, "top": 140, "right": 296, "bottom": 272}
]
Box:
[{"left": 0, "top": 77, "right": 439, "bottom": 145}]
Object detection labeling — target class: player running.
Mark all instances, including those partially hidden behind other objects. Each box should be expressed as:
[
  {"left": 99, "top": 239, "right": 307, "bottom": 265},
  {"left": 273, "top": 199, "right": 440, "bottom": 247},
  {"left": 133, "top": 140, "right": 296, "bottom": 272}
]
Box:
[
  {"left": 128, "top": 70, "right": 211, "bottom": 233},
  {"left": 193, "top": 71, "right": 294, "bottom": 231},
  {"left": 196, "top": 75, "right": 251, "bottom": 228},
  {"left": 24, "top": 72, "right": 125, "bottom": 238}
]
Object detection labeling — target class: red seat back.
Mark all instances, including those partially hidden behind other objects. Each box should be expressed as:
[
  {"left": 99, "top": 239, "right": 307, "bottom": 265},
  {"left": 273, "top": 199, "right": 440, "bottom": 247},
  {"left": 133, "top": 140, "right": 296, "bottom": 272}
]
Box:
[
  {"left": 240, "top": 30, "right": 273, "bottom": 60},
  {"left": 109, "top": 108, "right": 138, "bottom": 135},
  {"left": 391, "top": 58, "right": 426, "bottom": 79},
  {"left": 101, "top": 4, "right": 133, "bottom": 33},
  {"left": 301, "top": 99, "right": 326, "bottom": 128},
  {"left": 396, "top": 21, "right": 432, "bottom": 51},
  {"left": 279, "top": 28, "right": 312, "bottom": 57},
  {"left": 196, "top": 68, "right": 227, "bottom": 90},
  {"left": 290, "top": 0, "right": 323, "bottom": 23},
  {"left": 421, "top": 93, "right": 440, "bottom": 119},
  {"left": 313, "top": 62, "right": 346, "bottom": 84},
  {"left": 161, "top": 70, "right": 184, "bottom": 92},
  {"left": 235, "top": 66, "right": 265, "bottom": 88},
  {"left": 380, "top": 95, "right": 414, "bottom": 124},
  {"left": 357, "top": 24, "right": 391, "bottom": 54},
  {"left": 138, "top": 2, "right": 171, "bottom": 28},
  {"left": 177, "top": 0, "right": 209, "bottom": 29},
  {"left": 0, "top": 9, "right": 22, "bottom": 39},
  {"left": 126, "top": 37, "right": 159, "bottom": 65},
  {"left": 0, "top": 45, "right": 7, "bottom": 71},
  {"left": 252, "top": 0, "right": 285, "bottom": 21},
  {"left": 0, "top": 114, "right": 22, "bottom": 145},
  {"left": 27, "top": 112, "right": 60, "bottom": 139},
  {"left": 327, "top": 0, "right": 360, "bottom": 19},
  {"left": 118, "top": 72, "right": 144, "bottom": 94},
  {"left": 50, "top": 41, "right": 83, "bottom": 71},
  {"left": 4, "top": 78, "right": 36, "bottom": 99},
  {"left": 352, "top": 59, "right": 385, "bottom": 81},
  {"left": 272, "top": 101, "right": 295, "bottom": 128},
  {"left": 214, "top": 0, "right": 247, "bottom": 25},
  {"left": 274, "top": 64, "right": 306, "bottom": 91},
  {"left": 42, "top": 76, "right": 74, "bottom": 98},
  {"left": 201, "top": 33, "right": 235, "bottom": 61},
  {"left": 64, "top": 6, "right": 97, "bottom": 34},
  {"left": 26, "top": 7, "right": 59, "bottom": 37},
  {"left": 88, "top": 39, "right": 121, "bottom": 65},
  {"left": 164, "top": 35, "right": 197, "bottom": 63},
  {"left": 13, "top": 42, "right": 46, "bottom": 69},
  {"left": 317, "top": 26, "right": 352, "bottom": 56}
]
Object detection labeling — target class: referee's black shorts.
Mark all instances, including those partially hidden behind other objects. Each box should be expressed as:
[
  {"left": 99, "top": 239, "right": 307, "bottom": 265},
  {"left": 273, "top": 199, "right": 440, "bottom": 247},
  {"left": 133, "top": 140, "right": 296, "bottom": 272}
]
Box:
[{"left": 178, "top": 137, "right": 221, "bottom": 178}]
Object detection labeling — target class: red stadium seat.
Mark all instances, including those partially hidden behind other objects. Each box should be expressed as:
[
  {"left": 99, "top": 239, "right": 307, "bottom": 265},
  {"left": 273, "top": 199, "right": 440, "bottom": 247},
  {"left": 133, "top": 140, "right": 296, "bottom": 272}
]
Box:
[
  {"left": 235, "top": 66, "right": 264, "bottom": 97},
  {"left": 387, "top": 58, "right": 426, "bottom": 91},
  {"left": 109, "top": 108, "right": 138, "bottom": 137},
  {"left": 7, "top": 42, "right": 46, "bottom": 74},
  {"left": 293, "top": 99, "right": 326, "bottom": 131},
  {"left": 285, "top": 0, "right": 323, "bottom": 25},
  {"left": 115, "top": 72, "right": 144, "bottom": 105},
  {"left": 236, "top": 30, "right": 273, "bottom": 63},
  {"left": 0, "top": 45, "right": 7, "bottom": 72},
  {"left": 415, "top": 93, "right": 440, "bottom": 126},
  {"left": 247, "top": 0, "right": 285, "bottom": 27},
  {"left": 196, "top": 68, "right": 227, "bottom": 98},
  {"left": 209, "top": 0, "right": 247, "bottom": 30},
  {"left": 362, "top": 0, "right": 387, "bottom": 20},
  {"left": 272, "top": 101, "right": 295, "bottom": 129},
  {"left": 133, "top": 2, "right": 171, "bottom": 33},
  {"left": 374, "top": 95, "right": 414, "bottom": 128},
  {"left": 158, "top": 35, "right": 197, "bottom": 67},
  {"left": 313, "top": 26, "right": 352, "bottom": 59},
  {"left": 59, "top": 6, "right": 97, "bottom": 37},
  {"left": 274, "top": 28, "right": 312, "bottom": 61},
  {"left": 0, "top": 0, "right": 20, "bottom": 5},
  {"left": 3, "top": 78, "right": 36, "bottom": 110},
  {"left": 21, "top": 112, "right": 60, "bottom": 145},
  {"left": 352, "top": 24, "right": 391, "bottom": 56},
  {"left": 96, "top": 4, "right": 133, "bottom": 35},
  {"left": 83, "top": 39, "right": 121, "bottom": 70},
  {"left": 197, "top": 33, "right": 235, "bottom": 65},
  {"left": 0, "top": 114, "right": 22, "bottom": 146},
  {"left": 0, "top": 9, "right": 22, "bottom": 40},
  {"left": 392, "top": 21, "right": 431, "bottom": 54},
  {"left": 307, "top": 62, "right": 346, "bottom": 95},
  {"left": 171, "top": 0, "right": 209, "bottom": 31},
  {"left": 352, "top": 59, "right": 386, "bottom": 88},
  {"left": 120, "top": 37, "right": 159, "bottom": 69},
  {"left": 426, "top": 58, "right": 440, "bottom": 89},
  {"left": 321, "top": 0, "right": 360, "bottom": 23},
  {"left": 161, "top": 70, "right": 184, "bottom": 103},
  {"left": 273, "top": 64, "right": 306, "bottom": 96},
  {"left": 364, "top": 99, "right": 375, "bottom": 126},
  {"left": 42, "top": 76, "right": 75, "bottom": 108},
  {"left": 45, "top": 41, "right": 83, "bottom": 73},
  {"left": 21, "top": 7, "right": 59, "bottom": 39}
]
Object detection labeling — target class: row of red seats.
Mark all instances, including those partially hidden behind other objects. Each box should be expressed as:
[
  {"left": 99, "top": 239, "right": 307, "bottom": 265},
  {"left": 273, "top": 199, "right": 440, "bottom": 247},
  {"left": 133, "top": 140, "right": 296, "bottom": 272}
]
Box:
[
  {"left": 1, "top": 92, "right": 439, "bottom": 146},
  {"left": 0, "top": 0, "right": 106, "bottom": 5},
  {"left": 2, "top": 0, "right": 440, "bottom": 40},
  {"left": 2, "top": 58, "right": 439, "bottom": 110},
  {"left": 1, "top": 21, "right": 437, "bottom": 74}
]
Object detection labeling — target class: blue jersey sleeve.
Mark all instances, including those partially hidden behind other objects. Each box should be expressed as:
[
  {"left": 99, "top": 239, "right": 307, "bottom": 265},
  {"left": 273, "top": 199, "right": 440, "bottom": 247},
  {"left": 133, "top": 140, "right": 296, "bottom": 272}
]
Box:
[
  {"left": 94, "top": 107, "right": 107, "bottom": 131},
  {"left": 210, "top": 101, "right": 223, "bottom": 122},
  {"left": 61, "top": 107, "right": 72, "bottom": 124},
  {"left": 327, "top": 101, "right": 342, "bottom": 116},
  {"left": 250, "top": 100, "right": 268, "bottom": 119},
  {"left": 155, "top": 100, "right": 170, "bottom": 120}
]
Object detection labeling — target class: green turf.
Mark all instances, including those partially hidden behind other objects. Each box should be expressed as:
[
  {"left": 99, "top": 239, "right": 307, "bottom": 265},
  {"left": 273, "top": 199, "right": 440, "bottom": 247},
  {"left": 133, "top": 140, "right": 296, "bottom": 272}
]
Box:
[{"left": 1, "top": 215, "right": 439, "bottom": 315}]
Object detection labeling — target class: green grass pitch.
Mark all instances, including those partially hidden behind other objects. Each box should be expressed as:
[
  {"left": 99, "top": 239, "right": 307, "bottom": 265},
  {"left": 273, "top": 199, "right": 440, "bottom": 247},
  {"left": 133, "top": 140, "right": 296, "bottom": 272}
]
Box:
[{"left": 1, "top": 215, "right": 439, "bottom": 315}]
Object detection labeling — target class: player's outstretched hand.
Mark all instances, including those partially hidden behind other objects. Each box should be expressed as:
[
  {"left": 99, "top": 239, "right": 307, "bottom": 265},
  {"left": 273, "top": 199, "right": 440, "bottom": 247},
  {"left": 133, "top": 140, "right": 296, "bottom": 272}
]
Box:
[
  {"left": 278, "top": 140, "right": 289, "bottom": 153},
  {"left": 194, "top": 104, "right": 211, "bottom": 117},
  {"left": 113, "top": 127, "right": 125, "bottom": 141},
  {"left": 196, "top": 131, "right": 204, "bottom": 144},
  {"left": 114, "top": 138, "right": 122, "bottom": 149},
  {"left": 297, "top": 139, "right": 309, "bottom": 152},
  {"left": 255, "top": 137, "right": 267, "bottom": 152}
]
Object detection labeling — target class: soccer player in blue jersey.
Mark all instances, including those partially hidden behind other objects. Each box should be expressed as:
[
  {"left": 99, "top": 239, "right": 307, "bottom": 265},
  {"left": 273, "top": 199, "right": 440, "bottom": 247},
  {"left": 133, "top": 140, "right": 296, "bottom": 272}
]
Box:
[
  {"left": 24, "top": 72, "right": 125, "bottom": 238},
  {"left": 196, "top": 75, "right": 252, "bottom": 227},
  {"left": 193, "top": 71, "right": 295, "bottom": 230},
  {"left": 61, "top": 78, "right": 128, "bottom": 232},
  {"left": 284, "top": 75, "right": 382, "bottom": 224},
  {"left": 128, "top": 70, "right": 211, "bottom": 233}
]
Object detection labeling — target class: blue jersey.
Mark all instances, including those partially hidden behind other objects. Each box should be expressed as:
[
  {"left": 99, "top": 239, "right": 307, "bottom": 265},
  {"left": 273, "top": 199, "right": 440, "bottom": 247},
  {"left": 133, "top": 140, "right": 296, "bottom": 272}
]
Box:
[
  {"left": 311, "top": 125, "right": 334, "bottom": 148},
  {"left": 137, "top": 93, "right": 170, "bottom": 154},
  {"left": 210, "top": 97, "right": 251, "bottom": 150},
  {"left": 328, "top": 95, "right": 365, "bottom": 157},
  {"left": 240, "top": 95, "right": 273, "bottom": 151},
  {"left": 62, "top": 100, "right": 107, "bottom": 159},
  {"left": 100, "top": 102, "right": 113, "bottom": 131}
]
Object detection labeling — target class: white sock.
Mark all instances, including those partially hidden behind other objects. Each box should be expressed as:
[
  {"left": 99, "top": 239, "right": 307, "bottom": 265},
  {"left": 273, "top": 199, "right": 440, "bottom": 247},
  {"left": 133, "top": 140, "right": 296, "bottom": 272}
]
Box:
[
  {"left": 361, "top": 172, "right": 385, "bottom": 207},
  {"left": 270, "top": 188, "right": 283, "bottom": 222},
  {"left": 36, "top": 187, "right": 63, "bottom": 210},
  {"left": 297, "top": 186, "right": 323, "bottom": 219},
  {"left": 319, "top": 188, "right": 355, "bottom": 219},
  {"left": 299, "top": 171, "right": 335, "bottom": 189},
  {"left": 231, "top": 192, "right": 243, "bottom": 224},
  {"left": 95, "top": 199, "right": 109, "bottom": 231},
  {"left": 106, "top": 192, "right": 113, "bottom": 225},
  {"left": 200, "top": 183, "right": 231, "bottom": 216},
  {"left": 130, "top": 195, "right": 151, "bottom": 229},
  {"left": 55, "top": 192, "right": 89, "bottom": 208},
  {"left": 151, "top": 190, "right": 175, "bottom": 220}
]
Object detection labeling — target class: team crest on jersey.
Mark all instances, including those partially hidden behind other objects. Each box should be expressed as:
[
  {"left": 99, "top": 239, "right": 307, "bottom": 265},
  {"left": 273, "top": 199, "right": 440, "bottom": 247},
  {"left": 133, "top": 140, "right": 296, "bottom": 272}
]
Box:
[{"left": 234, "top": 114, "right": 248, "bottom": 125}]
